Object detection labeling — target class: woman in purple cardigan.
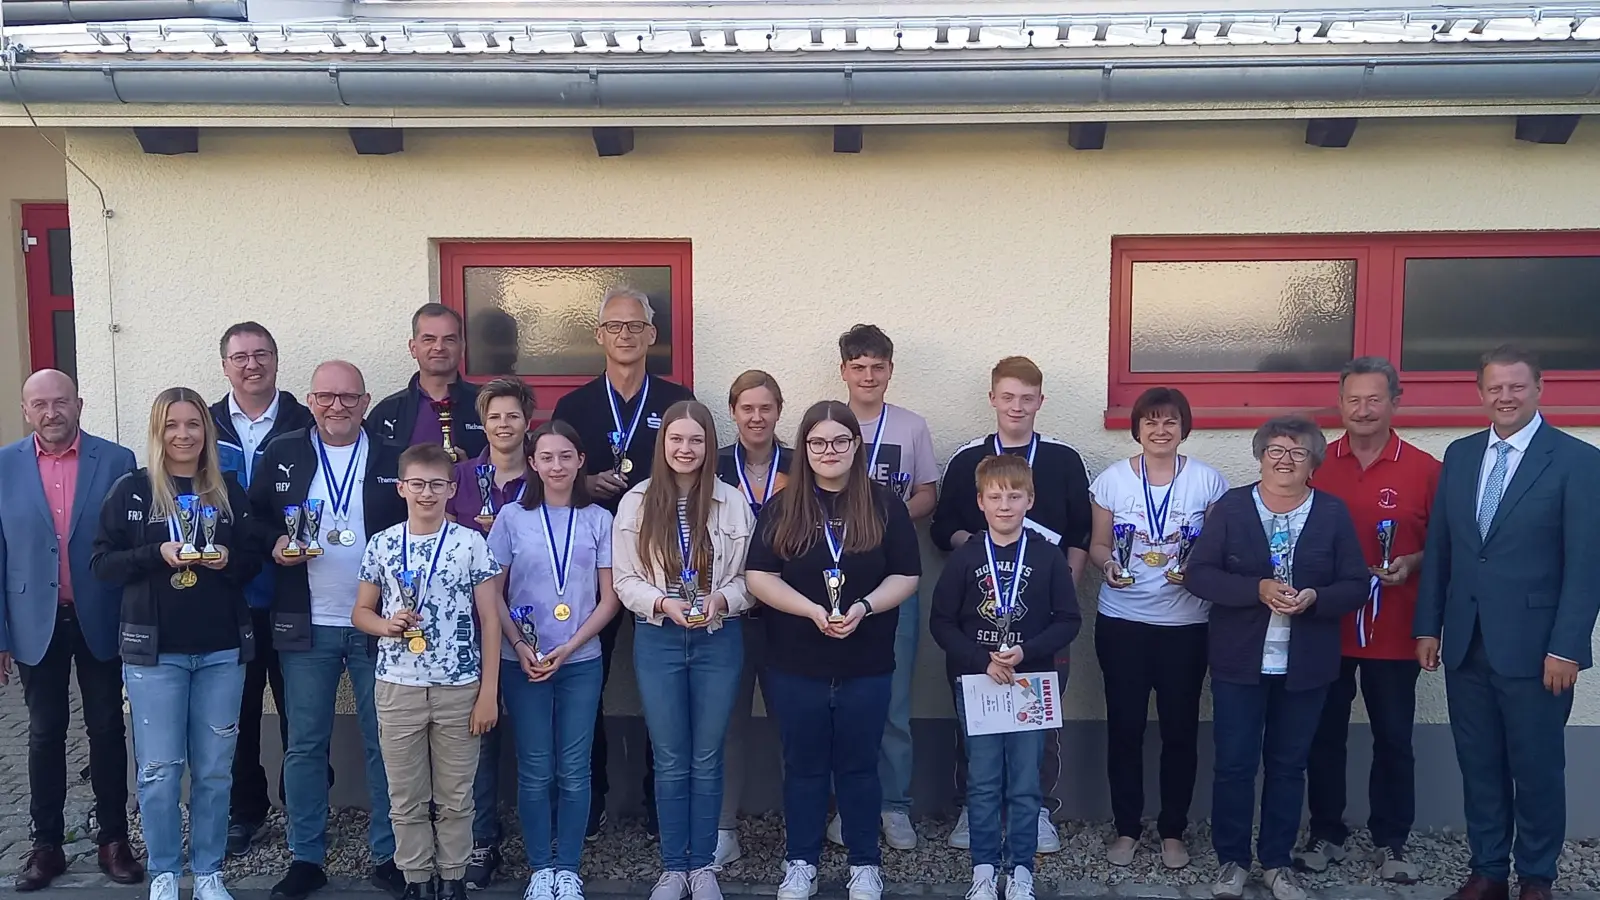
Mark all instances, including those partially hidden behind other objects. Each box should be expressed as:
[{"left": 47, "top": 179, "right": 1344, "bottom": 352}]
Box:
[{"left": 1185, "top": 416, "right": 1369, "bottom": 900}]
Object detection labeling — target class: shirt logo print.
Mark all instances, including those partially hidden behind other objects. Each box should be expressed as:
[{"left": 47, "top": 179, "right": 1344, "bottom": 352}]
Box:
[{"left": 1378, "top": 488, "right": 1399, "bottom": 509}]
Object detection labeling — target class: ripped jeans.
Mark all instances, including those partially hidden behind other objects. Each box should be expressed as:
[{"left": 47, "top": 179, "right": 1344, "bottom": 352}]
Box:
[{"left": 125, "top": 650, "right": 246, "bottom": 877}]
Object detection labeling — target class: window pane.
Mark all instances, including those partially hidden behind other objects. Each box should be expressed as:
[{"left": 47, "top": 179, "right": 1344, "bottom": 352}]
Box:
[
  {"left": 1128, "top": 260, "right": 1356, "bottom": 373},
  {"left": 461, "top": 265, "right": 674, "bottom": 377},
  {"left": 47, "top": 228, "right": 72, "bottom": 298},
  {"left": 52, "top": 310, "right": 76, "bottom": 383},
  {"left": 1401, "top": 257, "right": 1600, "bottom": 371}
]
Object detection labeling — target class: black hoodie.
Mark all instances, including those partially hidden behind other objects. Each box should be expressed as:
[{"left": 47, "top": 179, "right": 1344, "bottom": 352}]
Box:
[
  {"left": 366, "top": 373, "right": 486, "bottom": 459},
  {"left": 929, "top": 530, "right": 1082, "bottom": 683}
]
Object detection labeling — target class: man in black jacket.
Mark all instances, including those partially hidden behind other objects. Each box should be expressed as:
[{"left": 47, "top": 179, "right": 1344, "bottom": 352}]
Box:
[
  {"left": 251, "top": 360, "right": 409, "bottom": 900},
  {"left": 368, "top": 304, "right": 486, "bottom": 461},
  {"left": 212, "top": 320, "right": 318, "bottom": 858}
]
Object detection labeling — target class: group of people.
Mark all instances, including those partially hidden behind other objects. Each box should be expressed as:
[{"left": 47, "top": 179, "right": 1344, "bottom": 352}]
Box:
[{"left": 0, "top": 286, "right": 1594, "bottom": 900}]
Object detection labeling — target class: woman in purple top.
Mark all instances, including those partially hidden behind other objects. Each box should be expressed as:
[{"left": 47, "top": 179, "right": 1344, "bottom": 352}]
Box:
[{"left": 486, "top": 419, "right": 619, "bottom": 900}]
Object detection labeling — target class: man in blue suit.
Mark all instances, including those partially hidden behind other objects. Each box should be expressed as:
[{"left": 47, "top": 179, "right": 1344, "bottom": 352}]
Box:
[
  {"left": 0, "top": 369, "right": 140, "bottom": 890},
  {"left": 1415, "top": 345, "right": 1600, "bottom": 900}
]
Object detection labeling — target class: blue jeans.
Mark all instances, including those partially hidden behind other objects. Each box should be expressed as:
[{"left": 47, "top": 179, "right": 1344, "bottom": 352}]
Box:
[
  {"left": 124, "top": 650, "right": 246, "bottom": 877},
  {"left": 633, "top": 618, "right": 744, "bottom": 872},
  {"left": 279, "top": 625, "right": 395, "bottom": 865},
  {"left": 766, "top": 668, "right": 892, "bottom": 867},
  {"left": 956, "top": 687, "right": 1045, "bottom": 872},
  {"left": 473, "top": 719, "right": 504, "bottom": 846},
  {"left": 502, "top": 657, "right": 604, "bottom": 872},
  {"left": 880, "top": 591, "right": 918, "bottom": 814},
  {"left": 1211, "top": 677, "right": 1329, "bottom": 870}
]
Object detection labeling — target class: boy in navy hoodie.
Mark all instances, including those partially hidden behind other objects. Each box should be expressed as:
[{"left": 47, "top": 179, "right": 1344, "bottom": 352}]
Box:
[{"left": 930, "top": 454, "right": 1081, "bottom": 900}]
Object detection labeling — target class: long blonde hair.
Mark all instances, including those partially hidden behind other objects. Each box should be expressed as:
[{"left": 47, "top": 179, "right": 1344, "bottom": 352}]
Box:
[
  {"left": 635, "top": 401, "right": 719, "bottom": 588},
  {"left": 145, "top": 387, "right": 233, "bottom": 522}
]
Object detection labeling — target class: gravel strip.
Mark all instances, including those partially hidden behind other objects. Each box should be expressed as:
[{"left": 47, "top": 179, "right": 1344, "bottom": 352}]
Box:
[{"left": 118, "top": 809, "right": 1600, "bottom": 892}]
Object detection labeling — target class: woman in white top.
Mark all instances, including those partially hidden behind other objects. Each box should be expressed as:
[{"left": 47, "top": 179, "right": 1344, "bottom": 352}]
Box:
[
  {"left": 1087, "top": 388, "right": 1228, "bottom": 871},
  {"left": 612, "top": 400, "right": 754, "bottom": 900}
]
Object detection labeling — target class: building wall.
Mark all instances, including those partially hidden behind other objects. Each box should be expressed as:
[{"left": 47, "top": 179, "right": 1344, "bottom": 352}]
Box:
[
  {"left": 0, "top": 129, "right": 67, "bottom": 442},
  {"left": 57, "top": 120, "right": 1600, "bottom": 804}
]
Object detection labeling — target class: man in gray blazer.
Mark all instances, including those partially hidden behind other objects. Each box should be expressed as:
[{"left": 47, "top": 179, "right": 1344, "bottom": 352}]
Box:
[
  {"left": 0, "top": 370, "right": 141, "bottom": 891},
  {"left": 1414, "top": 345, "right": 1600, "bottom": 900}
]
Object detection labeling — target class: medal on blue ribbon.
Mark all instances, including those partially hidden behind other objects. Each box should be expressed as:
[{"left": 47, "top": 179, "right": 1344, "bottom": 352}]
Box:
[
  {"left": 984, "top": 531, "right": 1028, "bottom": 652},
  {"left": 316, "top": 432, "right": 364, "bottom": 547},
  {"left": 541, "top": 503, "right": 577, "bottom": 622},
  {"left": 735, "top": 442, "right": 779, "bottom": 516},
  {"left": 400, "top": 522, "right": 450, "bottom": 653},
  {"left": 605, "top": 379, "right": 649, "bottom": 476},
  {"left": 993, "top": 433, "right": 1038, "bottom": 467},
  {"left": 1139, "top": 455, "right": 1180, "bottom": 568}
]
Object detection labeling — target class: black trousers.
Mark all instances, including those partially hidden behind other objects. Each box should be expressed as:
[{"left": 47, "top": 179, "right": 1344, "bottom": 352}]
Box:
[
  {"left": 231, "top": 607, "right": 289, "bottom": 824},
  {"left": 1093, "top": 613, "right": 1209, "bottom": 840},
  {"left": 1306, "top": 656, "right": 1420, "bottom": 851},
  {"left": 17, "top": 607, "right": 129, "bottom": 846},
  {"left": 593, "top": 614, "right": 654, "bottom": 810}
]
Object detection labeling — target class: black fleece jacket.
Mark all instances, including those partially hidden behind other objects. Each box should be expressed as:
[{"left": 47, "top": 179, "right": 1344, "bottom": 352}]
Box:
[{"left": 930, "top": 532, "right": 1082, "bottom": 683}]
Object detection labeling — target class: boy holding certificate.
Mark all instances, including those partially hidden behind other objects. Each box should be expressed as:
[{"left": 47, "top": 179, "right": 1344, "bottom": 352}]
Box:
[{"left": 930, "top": 455, "right": 1081, "bottom": 900}]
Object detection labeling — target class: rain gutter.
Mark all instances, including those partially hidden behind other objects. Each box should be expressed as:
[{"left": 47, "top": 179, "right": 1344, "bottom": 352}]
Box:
[{"left": 0, "top": 0, "right": 245, "bottom": 26}]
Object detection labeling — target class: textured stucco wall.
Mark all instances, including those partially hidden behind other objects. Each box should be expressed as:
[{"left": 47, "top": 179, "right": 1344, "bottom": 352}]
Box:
[
  {"left": 59, "top": 118, "right": 1600, "bottom": 727},
  {"left": 0, "top": 129, "right": 68, "bottom": 443}
]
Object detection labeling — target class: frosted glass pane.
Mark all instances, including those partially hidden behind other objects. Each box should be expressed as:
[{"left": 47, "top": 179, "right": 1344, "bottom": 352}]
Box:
[
  {"left": 462, "top": 265, "right": 673, "bottom": 377},
  {"left": 1402, "top": 257, "right": 1600, "bottom": 371},
  {"left": 1129, "top": 260, "right": 1356, "bottom": 373}
]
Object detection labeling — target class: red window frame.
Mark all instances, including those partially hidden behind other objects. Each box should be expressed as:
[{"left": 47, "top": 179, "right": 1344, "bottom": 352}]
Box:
[
  {"left": 1107, "top": 231, "right": 1600, "bottom": 429},
  {"left": 438, "top": 240, "right": 694, "bottom": 416}
]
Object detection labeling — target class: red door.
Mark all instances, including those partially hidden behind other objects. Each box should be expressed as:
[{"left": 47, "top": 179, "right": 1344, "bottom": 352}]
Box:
[{"left": 21, "top": 204, "right": 75, "bottom": 381}]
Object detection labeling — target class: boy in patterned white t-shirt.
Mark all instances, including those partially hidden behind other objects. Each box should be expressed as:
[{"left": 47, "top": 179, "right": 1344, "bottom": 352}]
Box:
[{"left": 353, "top": 444, "right": 504, "bottom": 900}]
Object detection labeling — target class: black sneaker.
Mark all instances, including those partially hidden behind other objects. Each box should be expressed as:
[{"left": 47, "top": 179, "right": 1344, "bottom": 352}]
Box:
[
  {"left": 464, "top": 843, "right": 499, "bottom": 891},
  {"left": 584, "top": 808, "right": 607, "bottom": 843},
  {"left": 269, "top": 862, "right": 328, "bottom": 900},
  {"left": 440, "top": 879, "right": 469, "bottom": 900},
  {"left": 371, "top": 860, "right": 407, "bottom": 899},
  {"left": 399, "top": 883, "right": 426, "bottom": 900},
  {"left": 644, "top": 805, "right": 659, "bottom": 841},
  {"left": 226, "top": 819, "right": 266, "bottom": 859}
]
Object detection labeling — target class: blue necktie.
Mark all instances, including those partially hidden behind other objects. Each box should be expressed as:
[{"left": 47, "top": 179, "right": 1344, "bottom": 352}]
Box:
[{"left": 1478, "top": 441, "right": 1511, "bottom": 539}]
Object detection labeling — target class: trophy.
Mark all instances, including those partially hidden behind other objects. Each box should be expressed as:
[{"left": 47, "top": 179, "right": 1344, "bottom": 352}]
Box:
[
  {"left": 888, "top": 472, "right": 911, "bottom": 501},
  {"left": 1108, "top": 523, "right": 1136, "bottom": 587},
  {"left": 1165, "top": 523, "right": 1202, "bottom": 585},
  {"left": 281, "top": 505, "right": 304, "bottom": 558},
  {"left": 176, "top": 495, "right": 203, "bottom": 562},
  {"left": 824, "top": 568, "right": 846, "bottom": 623},
  {"left": 995, "top": 593, "right": 1015, "bottom": 653},
  {"left": 1377, "top": 519, "right": 1396, "bottom": 570},
  {"left": 510, "top": 605, "right": 545, "bottom": 663},
  {"left": 396, "top": 570, "right": 427, "bottom": 653},
  {"left": 199, "top": 505, "right": 223, "bottom": 562},
  {"left": 432, "top": 398, "right": 456, "bottom": 458},
  {"left": 608, "top": 430, "right": 631, "bottom": 476},
  {"left": 475, "top": 464, "right": 497, "bottom": 530},
  {"left": 682, "top": 567, "right": 707, "bottom": 625},
  {"left": 302, "top": 499, "right": 326, "bottom": 558}
]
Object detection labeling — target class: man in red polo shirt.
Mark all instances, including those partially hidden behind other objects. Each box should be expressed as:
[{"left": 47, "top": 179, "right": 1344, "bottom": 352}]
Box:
[{"left": 1296, "top": 357, "right": 1440, "bottom": 884}]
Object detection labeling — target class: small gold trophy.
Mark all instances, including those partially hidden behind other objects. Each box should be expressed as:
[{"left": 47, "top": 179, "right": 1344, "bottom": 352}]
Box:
[
  {"left": 176, "top": 495, "right": 203, "bottom": 562},
  {"left": 199, "top": 505, "right": 224, "bottom": 563},
  {"left": 281, "top": 506, "right": 304, "bottom": 559},
  {"left": 824, "top": 567, "right": 846, "bottom": 624},
  {"left": 397, "top": 570, "right": 427, "bottom": 653}
]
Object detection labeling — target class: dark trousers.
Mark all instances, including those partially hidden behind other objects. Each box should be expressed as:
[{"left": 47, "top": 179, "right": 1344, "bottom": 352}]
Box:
[
  {"left": 1095, "top": 614, "right": 1209, "bottom": 840},
  {"left": 1211, "top": 676, "right": 1328, "bottom": 870},
  {"left": 1446, "top": 632, "right": 1572, "bottom": 883},
  {"left": 593, "top": 614, "right": 654, "bottom": 811},
  {"left": 765, "top": 669, "right": 892, "bottom": 868},
  {"left": 17, "top": 607, "right": 129, "bottom": 846},
  {"left": 231, "top": 607, "right": 289, "bottom": 826},
  {"left": 1306, "top": 656, "right": 1420, "bottom": 850},
  {"left": 949, "top": 662, "right": 1066, "bottom": 816}
]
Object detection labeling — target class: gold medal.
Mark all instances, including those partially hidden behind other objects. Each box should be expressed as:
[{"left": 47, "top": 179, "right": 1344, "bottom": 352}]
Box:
[
  {"left": 553, "top": 603, "right": 572, "bottom": 622},
  {"left": 619, "top": 458, "right": 634, "bottom": 475},
  {"left": 407, "top": 635, "right": 427, "bottom": 653},
  {"left": 1141, "top": 550, "right": 1170, "bottom": 567},
  {"left": 170, "top": 568, "right": 198, "bottom": 590}
]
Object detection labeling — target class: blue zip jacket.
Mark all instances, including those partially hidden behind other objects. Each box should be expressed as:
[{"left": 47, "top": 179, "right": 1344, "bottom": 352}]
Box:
[{"left": 210, "top": 391, "right": 313, "bottom": 609}]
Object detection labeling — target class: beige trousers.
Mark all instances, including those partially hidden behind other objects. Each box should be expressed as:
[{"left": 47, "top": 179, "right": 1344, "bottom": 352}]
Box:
[{"left": 375, "top": 680, "right": 481, "bottom": 883}]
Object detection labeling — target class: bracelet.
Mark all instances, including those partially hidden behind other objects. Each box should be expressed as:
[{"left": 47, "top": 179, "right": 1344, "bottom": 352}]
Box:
[{"left": 856, "top": 598, "right": 874, "bottom": 616}]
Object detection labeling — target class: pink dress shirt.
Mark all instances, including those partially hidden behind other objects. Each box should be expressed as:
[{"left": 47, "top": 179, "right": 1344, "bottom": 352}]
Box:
[{"left": 35, "top": 433, "right": 80, "bottom": 605}]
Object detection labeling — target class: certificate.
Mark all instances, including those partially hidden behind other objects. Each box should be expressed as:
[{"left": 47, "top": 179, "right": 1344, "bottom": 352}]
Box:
[{"left": 959, "top": 671, "right": 1063, "bottom": 736}]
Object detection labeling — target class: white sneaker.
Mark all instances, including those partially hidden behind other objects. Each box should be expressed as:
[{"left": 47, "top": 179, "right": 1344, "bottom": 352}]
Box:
[
  {"left": 148, "top": 872, "right": 179, "bottom": 900},
  {"left": 1004, "top": 867, "right": 1035, "bottom": 900},
  {"left": 948, "top": 807, "right": 971, "bottom": 850},
  {"left": 965, "top": 865, "right": 998, "bottom": 900},
  {"left": 776, "top": 861, "right": 818, "bottom": 900},
  {"left": 825, "top": 814, "right": 844, "bottom": 847},
  {"left": 714, "top": 829, "right": 742, "bottom": 866},
  {"left": 525, "top": 869, "right": 556, "bottom": 900},
  {"left": 554, "top": 871, "right": 584, "bottom": 900},
  {"left": 1035, "top": 810, "right": 1061, "bottom": 854},
  {"left": 1263, "top": 868, "right": 1308, "bottom": 900},
  {"left": 847, "top": 865, "right": 883, "bottom": 900},
  {"left": 649, "top": 871, "right": 690, "bottom": 900},
  {"left": 1212, "top": 862, "right": 1248, "bottom": 900},
  {"left": 880, "top": 811, "right": 918, "bottom": 850},
  {"left": 688, "top": 866, "right": 723, "bottom": 900},
  {"left": 193, "top": 873, "right": 235, "bottom": 900}
]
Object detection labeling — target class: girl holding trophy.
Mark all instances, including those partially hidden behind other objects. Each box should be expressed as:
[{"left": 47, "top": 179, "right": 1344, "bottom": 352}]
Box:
[
  {"left": 612, "top": 401, "right": 752, "bottom": 900},
  {"left": 484, "top": 420, "right": 618, "bottom": 900},
  {"left": 91, "top": 387, "right": 260, "bottom": 900}
]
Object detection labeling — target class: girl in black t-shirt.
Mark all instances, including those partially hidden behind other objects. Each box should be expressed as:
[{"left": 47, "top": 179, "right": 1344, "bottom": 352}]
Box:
[
  {"left": 745, "top": 400, "right": 920, "bottom": 900},
  {"left": 91, "top": 387, "right": 260, "bottom": 900}
]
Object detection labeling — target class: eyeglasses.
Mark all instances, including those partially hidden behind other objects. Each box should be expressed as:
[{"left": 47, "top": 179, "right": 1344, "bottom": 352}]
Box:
[
  {"left": 1264, "top": 446, "right": 1311, "bottom": 463},
  {"left": 805, "top": 436, "right": 858, "bottom": 455},
  {"left": 401, "top": 478, "right": 453, "bottom": 494},
  {"left": 308, "top": 392, "right": 364, "bottom": 409},
  {"left": 224, "top": 350, "right": 276, "bottom": 367},
  {"left": 598, "top": 321, "right": 650, "bottom": 335}
]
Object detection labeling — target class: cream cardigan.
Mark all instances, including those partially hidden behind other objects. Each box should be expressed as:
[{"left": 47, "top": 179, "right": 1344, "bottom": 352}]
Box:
[{"left": 612, "top": 478, "right": 755, "bottom": 626}]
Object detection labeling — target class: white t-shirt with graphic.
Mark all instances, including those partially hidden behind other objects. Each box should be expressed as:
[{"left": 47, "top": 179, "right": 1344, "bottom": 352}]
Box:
[
  {"left": 359, "top": 521, "right": 502, "bottom": 687},
  {"left": 1089, "top": 456, "right": 1228, "bottom": 626}
]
